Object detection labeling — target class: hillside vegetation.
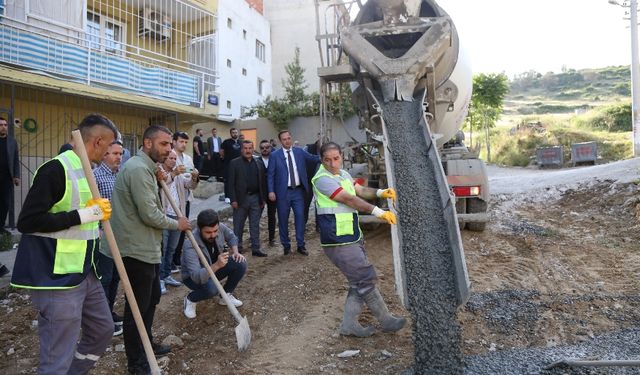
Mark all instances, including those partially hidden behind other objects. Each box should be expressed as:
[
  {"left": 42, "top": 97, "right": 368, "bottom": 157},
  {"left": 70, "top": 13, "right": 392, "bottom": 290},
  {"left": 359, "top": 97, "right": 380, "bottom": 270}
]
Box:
[{"left": 472, "top": 66, "right": 633, "bottom": 166}]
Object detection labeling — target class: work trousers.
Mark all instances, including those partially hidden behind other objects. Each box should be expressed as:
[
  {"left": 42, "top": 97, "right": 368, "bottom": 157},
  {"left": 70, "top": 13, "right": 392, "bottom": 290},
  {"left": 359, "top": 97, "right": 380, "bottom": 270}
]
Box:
[
  {"left": 96, "top": 251, "right": 121, "bottom": 314},
  {"left": 183, "top": 257, "right": 247, "bottom": 302},
  {"left": 31, "top": 273, "right": 113, "bottom": 375},
  {"left": 233, "top": 194, "right": 263, "bottom": 251},
  {"left": 323, "top": 240, "right": 378, "bottom": 296},
  {"left": 122, "top": 257, "right": 161, "bottom": 369}
]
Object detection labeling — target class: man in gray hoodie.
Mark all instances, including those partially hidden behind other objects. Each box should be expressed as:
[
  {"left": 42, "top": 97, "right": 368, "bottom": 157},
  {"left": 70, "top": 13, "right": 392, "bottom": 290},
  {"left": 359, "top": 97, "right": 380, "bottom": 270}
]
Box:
[{"left": 181, "top": 209, "right": 247, "bottom": 319}]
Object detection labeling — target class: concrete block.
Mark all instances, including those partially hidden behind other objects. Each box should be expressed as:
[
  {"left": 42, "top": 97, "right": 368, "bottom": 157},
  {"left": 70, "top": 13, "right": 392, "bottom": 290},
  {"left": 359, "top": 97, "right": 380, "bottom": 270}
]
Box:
[{"left": 193, "top": 181, "right": 224, "bottom": 199}]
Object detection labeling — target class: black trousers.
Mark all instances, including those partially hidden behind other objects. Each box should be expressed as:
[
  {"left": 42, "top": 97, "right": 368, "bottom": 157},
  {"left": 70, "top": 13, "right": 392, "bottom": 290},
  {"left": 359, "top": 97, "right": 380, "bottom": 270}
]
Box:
[
  {"left": 122, "top": 257, "right": 160, "bottom": 368},
  {"left": 0, "top": 175, "right": 13, "bottom": 229},
  {"left": 267, "top": 199, "right": 277, "bottom": 241},
  {"left": 172, "top": 201, "right": 190, "bottom": 266}
]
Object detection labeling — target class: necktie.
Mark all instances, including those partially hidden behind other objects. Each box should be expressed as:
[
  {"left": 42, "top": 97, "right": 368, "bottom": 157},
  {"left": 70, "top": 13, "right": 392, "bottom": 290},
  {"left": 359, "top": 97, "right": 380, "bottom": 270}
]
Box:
[{"left": 287, "top": 150, "right": 296, "bottom": 188}]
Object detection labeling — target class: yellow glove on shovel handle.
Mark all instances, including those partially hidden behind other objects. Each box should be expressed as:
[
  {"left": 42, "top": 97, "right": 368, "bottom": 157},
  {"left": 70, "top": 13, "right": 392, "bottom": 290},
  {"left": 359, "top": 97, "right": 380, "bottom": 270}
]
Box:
[{"left": 86, "top": 198, "right": 112, "bottom": 221}]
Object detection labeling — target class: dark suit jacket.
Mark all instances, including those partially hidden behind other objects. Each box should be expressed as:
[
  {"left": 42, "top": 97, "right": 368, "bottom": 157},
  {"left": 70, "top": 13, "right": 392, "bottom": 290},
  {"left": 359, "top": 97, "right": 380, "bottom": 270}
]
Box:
[
  {"left": 228, "top": 156, "right": 266, "bottom": 206},
  {"left": 267, "top": 147, "right": 319, "bottom": 200},
  {"left": 256, "top": 157, "right": 270, "bottom": 202},
  {"left": 206, "top": 136, "right": 222, "bottom": 155},
  {"left": 6, "top": 136, "right": 20, "bottom": 179}
]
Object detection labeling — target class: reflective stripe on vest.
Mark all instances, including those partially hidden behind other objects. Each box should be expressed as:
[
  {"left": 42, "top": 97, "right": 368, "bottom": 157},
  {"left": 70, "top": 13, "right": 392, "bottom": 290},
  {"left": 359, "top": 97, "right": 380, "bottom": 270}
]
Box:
[{"left": 31, "top": 151, "right": 98, "bottom": 275}]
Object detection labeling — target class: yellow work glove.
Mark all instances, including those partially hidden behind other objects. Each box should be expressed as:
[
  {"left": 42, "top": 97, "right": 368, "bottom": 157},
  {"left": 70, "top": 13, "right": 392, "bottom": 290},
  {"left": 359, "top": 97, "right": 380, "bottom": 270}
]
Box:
[
  {"left": 376, "top": 188, "right": 397, "bottom": 201},
  {"left": 78, "top": 198, "right": 112, "bottom": 223},
  {"left": 371, "top": 206, "right": 397, "bottom": 225}
]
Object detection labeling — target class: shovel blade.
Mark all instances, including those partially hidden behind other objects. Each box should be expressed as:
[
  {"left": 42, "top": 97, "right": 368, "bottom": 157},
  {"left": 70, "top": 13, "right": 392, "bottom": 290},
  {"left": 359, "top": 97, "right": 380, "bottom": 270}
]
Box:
[{"left": 235, "top": 316, "right": 251, "bottom": 352}]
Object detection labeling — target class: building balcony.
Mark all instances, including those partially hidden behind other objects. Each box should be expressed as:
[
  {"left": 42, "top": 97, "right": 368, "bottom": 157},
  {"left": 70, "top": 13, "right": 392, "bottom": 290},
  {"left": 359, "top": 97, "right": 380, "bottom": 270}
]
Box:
[{"left": 0, "top": 0, "right": 217, "bottom": 108}]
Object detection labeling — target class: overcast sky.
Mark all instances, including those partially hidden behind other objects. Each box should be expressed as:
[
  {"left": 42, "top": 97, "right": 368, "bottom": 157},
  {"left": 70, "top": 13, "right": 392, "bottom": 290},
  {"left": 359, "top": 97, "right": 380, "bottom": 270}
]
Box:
[{"left": 436, "top": 0, "right": 632, "bottom": 77}]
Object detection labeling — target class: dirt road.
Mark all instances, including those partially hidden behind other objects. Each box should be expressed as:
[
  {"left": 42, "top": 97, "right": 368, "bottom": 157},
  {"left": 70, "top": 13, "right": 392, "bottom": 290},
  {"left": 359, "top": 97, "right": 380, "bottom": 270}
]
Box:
[{"left": 1, "top": 160, "right": 640, "bottom": 374}]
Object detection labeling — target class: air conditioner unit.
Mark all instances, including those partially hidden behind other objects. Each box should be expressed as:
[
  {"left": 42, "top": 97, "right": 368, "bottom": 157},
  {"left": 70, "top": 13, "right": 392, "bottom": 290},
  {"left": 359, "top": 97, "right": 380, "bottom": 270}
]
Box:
[{"left": 138, "top": 7, "right": 171, "bottom": 40}]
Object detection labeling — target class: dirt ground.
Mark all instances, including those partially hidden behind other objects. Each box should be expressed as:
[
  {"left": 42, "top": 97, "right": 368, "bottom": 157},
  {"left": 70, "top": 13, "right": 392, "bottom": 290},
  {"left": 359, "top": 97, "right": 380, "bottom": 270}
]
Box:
[{"left": 1, "top": 167, "right": 639, "bottom": 374}]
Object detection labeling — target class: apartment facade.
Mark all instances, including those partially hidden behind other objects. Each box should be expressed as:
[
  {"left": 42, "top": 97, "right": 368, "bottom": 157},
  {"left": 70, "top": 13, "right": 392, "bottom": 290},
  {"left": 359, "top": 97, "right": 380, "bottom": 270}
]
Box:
[
  {"left": 215, "top": 0, "right": 271, "bottom": 121},
  {"left": 0, "top": 0, "right": 221, "bottom": 226}
]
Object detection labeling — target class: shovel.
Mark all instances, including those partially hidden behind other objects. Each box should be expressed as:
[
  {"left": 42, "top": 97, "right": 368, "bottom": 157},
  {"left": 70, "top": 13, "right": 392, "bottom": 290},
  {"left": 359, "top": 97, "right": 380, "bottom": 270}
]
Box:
[
  {"left": 159, "top": 180, "right": 251, "bottom": 352},
  {"left": 72, "top": 130, "right": 161, "bottom": 375}
]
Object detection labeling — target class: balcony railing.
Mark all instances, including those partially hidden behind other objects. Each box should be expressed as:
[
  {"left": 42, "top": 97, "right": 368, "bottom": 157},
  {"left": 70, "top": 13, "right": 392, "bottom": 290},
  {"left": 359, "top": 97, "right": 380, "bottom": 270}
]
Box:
[{"left": 0, "top": 0, "right": 217, "bottom": 107}]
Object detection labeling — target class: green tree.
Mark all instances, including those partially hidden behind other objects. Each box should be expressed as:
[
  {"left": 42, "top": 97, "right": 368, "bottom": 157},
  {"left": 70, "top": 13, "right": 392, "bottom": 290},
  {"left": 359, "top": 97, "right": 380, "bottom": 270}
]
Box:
[
  {"left": 283, "top": 47, "right": 308, "bottom": 106},
  {"left": 244, "top": 48, "right": 355, "bottom": 129},
  {"left": 466, "top": 73, "right": 509, "bottom": 161}
]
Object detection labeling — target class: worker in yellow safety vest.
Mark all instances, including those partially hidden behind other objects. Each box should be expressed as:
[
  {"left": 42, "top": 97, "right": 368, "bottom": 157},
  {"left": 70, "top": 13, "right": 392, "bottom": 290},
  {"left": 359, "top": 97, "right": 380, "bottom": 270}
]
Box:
[
  {"left": 11, "top": 114, "right": 117, "bottom": 374},
  {"left": 312, "top": 141, "right": 406, "bottom": 337}
]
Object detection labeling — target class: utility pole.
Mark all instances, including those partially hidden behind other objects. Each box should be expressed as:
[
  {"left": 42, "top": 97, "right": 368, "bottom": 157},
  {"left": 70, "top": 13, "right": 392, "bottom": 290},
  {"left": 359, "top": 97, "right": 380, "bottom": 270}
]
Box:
[{"left": 610, "top": 0, "right": 640, "bottom": 157}]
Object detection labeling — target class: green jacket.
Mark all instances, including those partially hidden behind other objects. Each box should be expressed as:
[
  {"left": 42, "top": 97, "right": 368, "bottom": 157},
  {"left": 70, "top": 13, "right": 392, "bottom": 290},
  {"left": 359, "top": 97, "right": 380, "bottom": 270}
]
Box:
[{"left": 110, "top": 150, "right": 178, "bottom": 264}]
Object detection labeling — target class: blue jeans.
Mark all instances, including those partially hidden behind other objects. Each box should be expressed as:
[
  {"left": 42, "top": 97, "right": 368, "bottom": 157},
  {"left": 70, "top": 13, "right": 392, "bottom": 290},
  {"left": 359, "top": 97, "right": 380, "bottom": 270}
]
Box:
[
  {"left": 183, "top": 257, "right": 247, "bottom": 302},
  {"left": 161, "top": 215, "right": 180, "bottom": 279}
]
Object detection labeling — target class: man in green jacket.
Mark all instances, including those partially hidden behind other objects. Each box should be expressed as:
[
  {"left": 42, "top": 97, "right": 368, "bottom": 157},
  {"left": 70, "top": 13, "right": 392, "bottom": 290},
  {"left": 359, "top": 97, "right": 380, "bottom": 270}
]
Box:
[{"left": 110, "top": 125, "right": 191, "bottom": 374}]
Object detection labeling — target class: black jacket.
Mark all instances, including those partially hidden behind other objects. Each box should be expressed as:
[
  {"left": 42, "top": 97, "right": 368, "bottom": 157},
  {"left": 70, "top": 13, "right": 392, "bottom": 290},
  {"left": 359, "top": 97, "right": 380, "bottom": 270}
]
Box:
[{"left": 228, "top": 156, "right": 266, "bottom": 206}]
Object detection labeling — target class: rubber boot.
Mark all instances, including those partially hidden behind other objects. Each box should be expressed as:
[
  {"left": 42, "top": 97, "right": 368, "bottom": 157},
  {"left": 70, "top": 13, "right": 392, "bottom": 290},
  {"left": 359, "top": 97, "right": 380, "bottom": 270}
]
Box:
[
  {"left": 339, "top": 289, "right": 375, "bottom": 337},
  {"left": 363, "top": 287, "right": 406, "bottom": 332}
]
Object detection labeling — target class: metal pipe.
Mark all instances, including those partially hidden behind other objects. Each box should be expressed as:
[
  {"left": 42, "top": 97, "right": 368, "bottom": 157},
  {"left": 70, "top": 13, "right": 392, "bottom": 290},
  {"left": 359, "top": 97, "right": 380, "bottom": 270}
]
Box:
[
  {"left": 631, "top": 0, "right": 640, "bottom": 157},
  {"left": 547, "top": 359, "right": 640, "bottom": 369}
]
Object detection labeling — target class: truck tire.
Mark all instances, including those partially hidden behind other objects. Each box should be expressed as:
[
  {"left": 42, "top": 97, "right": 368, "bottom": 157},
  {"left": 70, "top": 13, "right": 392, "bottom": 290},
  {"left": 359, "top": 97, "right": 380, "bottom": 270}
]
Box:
[{"left": 465, "top": 198, "right": 487, "bottom": 232}]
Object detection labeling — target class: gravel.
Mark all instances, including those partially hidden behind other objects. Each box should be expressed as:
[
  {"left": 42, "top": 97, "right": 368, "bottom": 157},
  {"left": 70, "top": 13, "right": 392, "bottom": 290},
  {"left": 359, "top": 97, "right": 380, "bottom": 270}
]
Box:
[
  {"left": 465, "top": 328, "right": 640, "bottom": 374},
  {"left": 382, "top": 98, "right": 462, "bottom": 373}
]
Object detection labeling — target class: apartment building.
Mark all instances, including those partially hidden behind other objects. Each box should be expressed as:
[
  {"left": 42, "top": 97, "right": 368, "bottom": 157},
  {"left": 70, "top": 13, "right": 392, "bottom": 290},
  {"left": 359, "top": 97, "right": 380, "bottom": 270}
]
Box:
[
  {"left": 0, "top": 0, "right": 221, "bottom": 225},
  {"left": 215, "top": 0, "right": 271, "bottom": 122}
]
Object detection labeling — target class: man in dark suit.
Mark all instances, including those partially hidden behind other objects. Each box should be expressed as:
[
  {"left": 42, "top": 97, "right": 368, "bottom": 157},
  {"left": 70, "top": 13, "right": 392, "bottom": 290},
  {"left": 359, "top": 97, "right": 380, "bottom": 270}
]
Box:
[
  {"left": 228, "top": 140, "right": 267, "bottom": 257},
  {"left": 257, "top": 139, "right": 277, "bottom": 246},
  {"left": 206, "top": 128, "right": 223, "bottom": 180},
  {"left": 0, "top": 117, "right": 20, "bottom": 234},
  {"left": 267, "top": 130, "right": 319, "bottom": 255}
]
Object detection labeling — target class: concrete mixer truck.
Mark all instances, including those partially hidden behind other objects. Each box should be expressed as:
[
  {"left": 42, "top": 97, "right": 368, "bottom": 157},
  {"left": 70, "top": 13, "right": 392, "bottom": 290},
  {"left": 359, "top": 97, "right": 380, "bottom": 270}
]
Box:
[{"left": 315, "top": 0, "right": 485, "bottom": 372}]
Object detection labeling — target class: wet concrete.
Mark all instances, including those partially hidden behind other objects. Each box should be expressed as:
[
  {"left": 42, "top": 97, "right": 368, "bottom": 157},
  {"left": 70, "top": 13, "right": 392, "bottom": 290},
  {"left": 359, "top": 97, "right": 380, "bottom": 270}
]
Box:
[{"left": 381, "top": 99, "right": 463, "bottom": 374}]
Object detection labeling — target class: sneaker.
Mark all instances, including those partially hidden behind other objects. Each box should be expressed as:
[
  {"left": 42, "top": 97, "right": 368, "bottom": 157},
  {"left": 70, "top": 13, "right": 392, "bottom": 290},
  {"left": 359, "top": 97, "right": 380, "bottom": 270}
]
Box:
[
  {"left": 163, "top": 276, "right": 182, "bottom": 287},
  {"left": 183, "top": 296, "right": 197, "bottom": 319},
  {"left": 113, "top": 324, "right": 123, "bottom": 336},
  {"left": 218, "top": 293, "right": 243, "bottom": 307},
  {"left": 160, "top": 280, "right": 167, "bottom": 295},
  {"left": 112, "top": 312, "right": 123, "bottom": 326},
  {"left": 170, "top": 265, "right": 180, "bottom": 274}
]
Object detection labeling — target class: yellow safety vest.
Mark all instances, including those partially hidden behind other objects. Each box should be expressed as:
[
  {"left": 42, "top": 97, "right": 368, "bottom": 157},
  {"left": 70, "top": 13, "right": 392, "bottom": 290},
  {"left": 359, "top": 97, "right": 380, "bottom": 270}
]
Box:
[{"left": 312, "top": 165, "right": 362, "bottom": 246}]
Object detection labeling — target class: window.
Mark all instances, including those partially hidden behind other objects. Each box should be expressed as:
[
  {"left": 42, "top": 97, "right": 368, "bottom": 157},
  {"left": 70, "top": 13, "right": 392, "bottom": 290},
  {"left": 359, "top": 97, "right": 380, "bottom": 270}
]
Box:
[
  {"left": 242, "top": 68, "right": 247, "bottom": 76},
  {"left": 257, "top": 78, "right": 264, "bottom": 96},
  {"left": 255, "top": 40, "right": 265, "bottom": 62},
  {"left": 227, "top": 18, "right": 232, "bottom": 29},
  {"left": 86, "top": 11, "right": 125, "bottom": 55},
  {"left": 226, "top": 59, "right": 232, "bottom": 68},
  {"left": 243, "top": 29, "right": 247, "bottom": 39},
  {"left": 240, "top": 105, "right": 249, "bottom": 117},
  {"left": 226, "top": 100, "right": 231, "bottom": 109}
]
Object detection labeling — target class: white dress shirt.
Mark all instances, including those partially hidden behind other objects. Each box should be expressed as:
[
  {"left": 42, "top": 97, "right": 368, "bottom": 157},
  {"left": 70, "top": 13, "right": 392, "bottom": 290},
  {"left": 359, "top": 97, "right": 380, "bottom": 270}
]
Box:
[{"left": 283, "top": 147, "right": 301, "bottom": 187}]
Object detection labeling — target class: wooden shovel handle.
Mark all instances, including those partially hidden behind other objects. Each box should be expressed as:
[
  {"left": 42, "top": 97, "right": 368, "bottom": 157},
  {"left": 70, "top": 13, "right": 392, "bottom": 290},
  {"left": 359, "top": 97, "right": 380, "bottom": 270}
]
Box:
[
  {"left": 72, "top": 131, "right": 161, "bottom": 375},
  {"left": 158, "top": 180, "right": 244, "bottom": 323}
]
